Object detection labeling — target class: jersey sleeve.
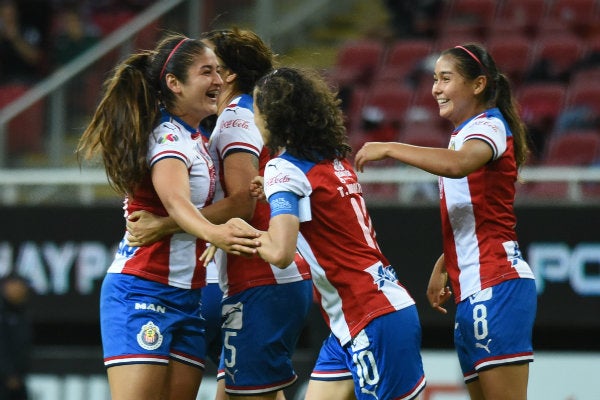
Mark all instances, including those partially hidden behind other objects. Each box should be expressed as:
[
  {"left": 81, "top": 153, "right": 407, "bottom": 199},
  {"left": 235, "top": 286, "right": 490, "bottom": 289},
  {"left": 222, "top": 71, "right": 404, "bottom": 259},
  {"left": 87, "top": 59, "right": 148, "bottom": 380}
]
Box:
[
  {"left": 147, "top": 122, "right": 193, "bottom": 168},
  {"left": 463, "top": 117, "right": 507, "bottom": 160},
  {"left": 211, "top": 107, "right": 263, "bottom": 159},
  {"left": 264, "top": 158, "right": 312, "bottom": 222}
]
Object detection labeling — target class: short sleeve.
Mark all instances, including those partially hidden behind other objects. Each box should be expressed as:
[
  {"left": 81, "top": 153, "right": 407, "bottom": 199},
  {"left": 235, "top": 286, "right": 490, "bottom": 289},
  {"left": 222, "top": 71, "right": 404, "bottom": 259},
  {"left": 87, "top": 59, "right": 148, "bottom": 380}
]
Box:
[
  {"left": 264, "top": 157, "right": 312, "bottom": 222},
  {"left": 147, "top": 122, "right": 193, "bottom": 168},
  {"left": 463, "top": 116, "right": 507, "bottom": 160}
]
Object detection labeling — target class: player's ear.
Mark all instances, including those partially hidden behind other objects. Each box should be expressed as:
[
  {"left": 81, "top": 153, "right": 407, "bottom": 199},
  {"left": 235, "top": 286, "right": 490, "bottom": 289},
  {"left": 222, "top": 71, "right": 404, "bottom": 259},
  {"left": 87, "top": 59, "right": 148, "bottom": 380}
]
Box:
[{"left": 226, "top": 72, "right": 237, "bottom": 84}]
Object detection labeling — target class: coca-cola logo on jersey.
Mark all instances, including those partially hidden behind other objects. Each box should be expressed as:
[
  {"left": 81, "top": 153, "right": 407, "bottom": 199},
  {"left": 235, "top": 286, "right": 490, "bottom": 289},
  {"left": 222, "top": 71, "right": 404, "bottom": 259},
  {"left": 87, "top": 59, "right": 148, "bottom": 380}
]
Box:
[
  {"left": 220, "top": 118, "right": 250, "bottom": 130},
  {"left": 266, "top": 173, "right": 290, "bottom": 186}
]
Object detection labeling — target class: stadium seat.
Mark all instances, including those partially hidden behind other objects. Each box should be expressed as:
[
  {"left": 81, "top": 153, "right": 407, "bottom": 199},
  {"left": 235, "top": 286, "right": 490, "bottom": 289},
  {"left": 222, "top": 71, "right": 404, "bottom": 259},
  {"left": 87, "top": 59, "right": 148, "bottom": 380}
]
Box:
[
  {"left": 565, "top": 82, "right": 600, "bottom": 114},
  {"left": 375, "top": 39, "right": 433, "bottom": 85},
  {"left": 544, "top": 0, "right": 599, "bottom": 37},
  {"left": 487, "top": 34, "right": 534, "bottom": 84},
  {"left": 434, "top": 33, "right": 484, "bottom": 53},
  {"left": 569, "top": 67, "right": 600, "bottom": 87},
  {"left": 439, "top": 0, "right": 498, "bottom": 38},
  {"left": 0, "top": 83, "right": 45, "bottom": 155},
  {"left": 399, "top": 122, "right": 448, "bottom": 148},
  {"left": 524, "top": 129, "right": 600, "bottom": 199},
  {"left": 361, "top": 83, "right": 413, "bottom": 129},
  {"left": 517, "top": 82, "right": 568, "bottom": 128},
  {"left": 410, "top": 80, "right": 439, "bottom": 117},
  {"left": 543, "top": 129, "right": 600, "bottom": 166},
  {"left": 494, "top": 0, "right": 548, "bottom": 36},
  {"left": 330, "top": 39, "right": 386, "bottom": 88},
  {"left": 530, "top": 33, "right": 585, "bottom": 81}
]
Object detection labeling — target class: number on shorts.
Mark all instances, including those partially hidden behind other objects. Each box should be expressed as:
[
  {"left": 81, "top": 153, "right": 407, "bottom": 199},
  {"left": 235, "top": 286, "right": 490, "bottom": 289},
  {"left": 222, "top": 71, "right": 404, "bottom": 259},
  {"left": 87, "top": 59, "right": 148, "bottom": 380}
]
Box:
[
  {"left": 472, "top": 304, "right": 488, "bottom": 340},
  {"left": 223, "top": 331, "right": 237, "bottom": 368},
  {"left": 353, "top": 350, "right": 380, "bottom": 387}
]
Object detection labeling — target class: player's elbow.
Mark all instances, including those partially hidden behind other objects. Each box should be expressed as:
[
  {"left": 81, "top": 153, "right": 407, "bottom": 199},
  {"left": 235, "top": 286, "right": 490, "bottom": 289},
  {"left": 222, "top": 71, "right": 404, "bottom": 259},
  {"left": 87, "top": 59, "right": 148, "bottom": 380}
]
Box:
[{"left": 269, "top": 249, "right": 296, "bottom": 269}]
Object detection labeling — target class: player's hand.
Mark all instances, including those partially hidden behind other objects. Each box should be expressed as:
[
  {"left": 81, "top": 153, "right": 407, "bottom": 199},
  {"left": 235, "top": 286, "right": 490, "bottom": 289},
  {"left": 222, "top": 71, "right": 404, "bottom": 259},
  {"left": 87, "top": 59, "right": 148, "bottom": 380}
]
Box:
[
  {"left": 126, "top": 210, "right": 171, "bottom": 247},
  {"left": 426, "top": 254, "right": 452, "bottom": 314},
  {"left": 199, "top": 244, "right": 217, "bottom": 267},
  {"left": 250, "top": 176, "right": 267, "bottom": 202},
  {"left": 427, "top": 285, "right": 452, "bottom": 314},
  {"left": 208, "top": 217, "right": 261, "bottom": 256},
  {"left": 354, "top": 142, "right": 388, "bottom": 172}
]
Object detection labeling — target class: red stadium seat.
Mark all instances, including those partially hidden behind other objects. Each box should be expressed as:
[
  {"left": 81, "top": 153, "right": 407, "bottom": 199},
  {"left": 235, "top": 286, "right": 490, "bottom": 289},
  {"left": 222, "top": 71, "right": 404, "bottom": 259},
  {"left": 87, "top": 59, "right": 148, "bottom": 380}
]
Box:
[
  {"left": 410, "top": 80, "right": 439, "bottom": 117},
  {"left": 544, "top": 0, "right": 599, "bottom": 36},
  {"left": 0, "top": 83, "right": 45, "bottom": 155},
  {"left": 495, "top": 0, "right": 548, "bottom": 36},
  {"left": 440, "top": 0, "right": 498, "bottom": 38},
  {"left": 517, "top": 82, "right": 568, "bottom": 127},
  {"left": 566, "top": 82, "right": 600, "bottom": 114},
  {"left": 487, "top": 34, "right": 534, "bottom": 84},
  {"left": 542, "top": 130, "right": 600, "bottom": 166},
  {"left": 361, "top": 83, "right": 413, "bottom": 128},
  {"left": 400, "top": 123, "right": 448, "bottom": 148},
  {"left": 330, "top": 39, "right": 386, "bottom": 88},
  {"left": 375, "top": 39, "right": 433, "bottom": 85},
  {"left": 434, "top": 33, "right": 484, "bottom": 53},
  {"left": 524, "top": 129, "right": 600, "bottom": 199},
  {"left": 531, "top": 33, "right": 585, "bottom": 80}
]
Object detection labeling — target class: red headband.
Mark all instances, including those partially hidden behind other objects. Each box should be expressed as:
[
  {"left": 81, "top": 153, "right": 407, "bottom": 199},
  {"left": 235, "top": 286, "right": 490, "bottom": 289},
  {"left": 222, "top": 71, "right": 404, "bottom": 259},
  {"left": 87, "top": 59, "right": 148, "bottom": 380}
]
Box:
[
  {"left": 160, "top": 38, "right": 189, "bottom": 80},
  {"left": 455, "top": 45, "right": 489, "bottom": 76}
]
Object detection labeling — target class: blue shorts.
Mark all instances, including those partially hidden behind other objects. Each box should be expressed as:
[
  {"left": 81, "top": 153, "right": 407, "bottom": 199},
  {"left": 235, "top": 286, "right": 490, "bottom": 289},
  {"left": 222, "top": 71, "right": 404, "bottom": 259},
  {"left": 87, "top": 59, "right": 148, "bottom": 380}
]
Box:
[
  {"left": 201, "top": 282, "right": 224, "bottom": 366},
  {"left": 100, "top": 273, "right": 206, "bottom": 369},
  {"left": 217, "top": 280, "right": 313, "bottom": 395},
  {"left": 311, "top": 306, "right": 426, "bottom": 400},
  {"left": 454, "top": 278, "right": 537, "bottom": 383}
]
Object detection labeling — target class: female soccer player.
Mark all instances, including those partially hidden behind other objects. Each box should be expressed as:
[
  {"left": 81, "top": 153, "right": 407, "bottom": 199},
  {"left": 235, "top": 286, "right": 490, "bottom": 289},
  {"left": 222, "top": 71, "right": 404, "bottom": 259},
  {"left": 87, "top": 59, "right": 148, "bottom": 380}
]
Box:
[
  {"left": 252, "top": 67, "right": 426, "bottom": 400},
  {"left": 77, "top": 33, "right": 259, "bottom": 400},
  {"left": 355, "top": 43, "right": 537, "bottom": 400}
]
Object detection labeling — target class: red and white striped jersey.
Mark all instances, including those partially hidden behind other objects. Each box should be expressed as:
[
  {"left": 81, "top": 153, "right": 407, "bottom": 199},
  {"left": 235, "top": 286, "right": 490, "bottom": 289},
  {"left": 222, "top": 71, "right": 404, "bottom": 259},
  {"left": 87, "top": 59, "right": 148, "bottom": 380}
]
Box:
[
  {"left": 264, "top": 154, "right": 415, "bottom": 346},
  {"left": 107, "top": 111, "right": 215, "bottom": 289},
  {"left": 209, "top": 94, "right": 311, "bottom": 297},
  {"left": 440, "top": 108, "right": 534, "bottom": 302}
]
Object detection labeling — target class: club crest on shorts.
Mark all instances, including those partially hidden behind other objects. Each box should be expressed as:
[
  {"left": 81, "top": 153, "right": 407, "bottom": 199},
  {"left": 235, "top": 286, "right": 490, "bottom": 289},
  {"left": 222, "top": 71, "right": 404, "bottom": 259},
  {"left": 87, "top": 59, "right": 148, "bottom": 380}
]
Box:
[{"left": 137, "top": 321, "right": 163, "bottom": 350}]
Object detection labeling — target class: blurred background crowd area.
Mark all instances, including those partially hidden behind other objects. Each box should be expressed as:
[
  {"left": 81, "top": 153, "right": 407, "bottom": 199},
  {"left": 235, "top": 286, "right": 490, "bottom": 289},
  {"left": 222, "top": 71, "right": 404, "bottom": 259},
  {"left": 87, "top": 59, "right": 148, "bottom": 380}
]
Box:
[{"left": 1, "top": 0, "right": 600, "bottom": 204}]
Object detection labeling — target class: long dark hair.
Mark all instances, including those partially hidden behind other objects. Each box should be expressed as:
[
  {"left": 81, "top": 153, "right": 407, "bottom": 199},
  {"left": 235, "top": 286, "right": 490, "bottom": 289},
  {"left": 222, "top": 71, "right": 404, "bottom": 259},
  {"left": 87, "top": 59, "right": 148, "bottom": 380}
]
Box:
[
  {"left": 77, "top": 33, "right": 211, "bottom": 195},
  {"left": 202, "top": 27, "right": 276, "bottom": 94},
  {"left": 443, "top": 43, "right": 530, "bottom": 168}
]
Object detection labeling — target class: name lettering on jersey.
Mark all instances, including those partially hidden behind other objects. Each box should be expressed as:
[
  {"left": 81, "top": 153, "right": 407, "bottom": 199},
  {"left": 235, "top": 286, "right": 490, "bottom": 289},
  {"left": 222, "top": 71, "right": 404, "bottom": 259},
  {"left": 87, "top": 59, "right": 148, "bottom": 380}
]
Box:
[
  {"left": 135, "top": 302, "right": 166, "bottom": 313},
  {"left": 266, "top": 173, "right": 290, "bottom": 187},
  {"left": 336, "top": 182, "right": 363, "bottom": 198},
  {"left": 220, "top": 118, "right": 250, "bottom": 130}
]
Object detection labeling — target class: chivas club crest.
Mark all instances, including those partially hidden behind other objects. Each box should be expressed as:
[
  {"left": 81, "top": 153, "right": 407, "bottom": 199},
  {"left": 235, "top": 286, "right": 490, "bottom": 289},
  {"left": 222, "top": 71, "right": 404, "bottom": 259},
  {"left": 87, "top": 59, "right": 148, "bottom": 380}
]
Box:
[{"left": 136, "top": 321, "right": 163, "bottom": 350}]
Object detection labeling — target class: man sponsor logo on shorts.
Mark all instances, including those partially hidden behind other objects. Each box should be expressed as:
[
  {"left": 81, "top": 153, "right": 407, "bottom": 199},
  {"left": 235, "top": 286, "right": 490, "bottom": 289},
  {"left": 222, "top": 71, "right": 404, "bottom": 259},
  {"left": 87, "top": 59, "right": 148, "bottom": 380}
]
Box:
[
  {"left": 134, "top": 302, "right": 166, "bottom": 313},
  {"left": 136, "top": 321, "right": 163, "bottom": 350}
]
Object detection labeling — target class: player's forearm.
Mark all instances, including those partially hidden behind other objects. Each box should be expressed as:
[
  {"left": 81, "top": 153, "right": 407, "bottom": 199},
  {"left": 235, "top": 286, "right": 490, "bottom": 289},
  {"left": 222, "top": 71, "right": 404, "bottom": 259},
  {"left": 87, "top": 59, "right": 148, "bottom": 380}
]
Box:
[
  {"left": 256, "top": 214, "right": 299, "bottom": 268},
  {"left": 256, "top": 231, "right": 295, "bottom": 268}
]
